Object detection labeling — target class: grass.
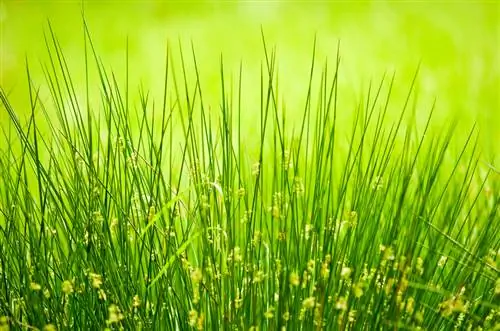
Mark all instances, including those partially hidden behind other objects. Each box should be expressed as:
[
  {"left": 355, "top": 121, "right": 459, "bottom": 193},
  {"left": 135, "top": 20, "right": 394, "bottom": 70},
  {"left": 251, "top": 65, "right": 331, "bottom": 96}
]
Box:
[{"left": 0, "top": 23, "right": 499, "bottom": 331}]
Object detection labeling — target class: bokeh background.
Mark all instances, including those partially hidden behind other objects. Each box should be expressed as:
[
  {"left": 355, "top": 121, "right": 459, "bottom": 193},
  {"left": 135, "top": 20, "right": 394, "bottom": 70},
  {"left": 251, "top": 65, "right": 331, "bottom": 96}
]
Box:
[{"left": 1, "top": 1, "right": 499, "bottom": 160}]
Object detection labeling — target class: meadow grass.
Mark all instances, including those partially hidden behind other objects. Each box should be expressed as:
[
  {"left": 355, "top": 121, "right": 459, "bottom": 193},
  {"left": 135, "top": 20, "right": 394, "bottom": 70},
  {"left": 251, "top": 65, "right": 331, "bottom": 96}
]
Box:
[{"left": 0, "top": 24, "right": 499, "bottom": 331}]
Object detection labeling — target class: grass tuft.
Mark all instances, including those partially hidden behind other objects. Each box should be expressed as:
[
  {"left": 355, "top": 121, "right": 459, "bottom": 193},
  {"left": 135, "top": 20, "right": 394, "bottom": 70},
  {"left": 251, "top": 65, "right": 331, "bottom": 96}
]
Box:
[{"left": 0, "top": 22, "right": 499, "bottom": 331}]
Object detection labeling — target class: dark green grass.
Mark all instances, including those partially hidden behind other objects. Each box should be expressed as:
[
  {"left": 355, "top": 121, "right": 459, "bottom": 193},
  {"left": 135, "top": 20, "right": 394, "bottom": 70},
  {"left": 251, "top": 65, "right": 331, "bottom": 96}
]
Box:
[{"left": 0, "top": 24, "right": 498, "bottom": 331}]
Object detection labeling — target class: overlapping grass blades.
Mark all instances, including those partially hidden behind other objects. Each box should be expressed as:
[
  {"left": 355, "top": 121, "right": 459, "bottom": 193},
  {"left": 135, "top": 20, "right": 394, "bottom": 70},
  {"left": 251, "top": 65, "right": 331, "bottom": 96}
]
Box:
[{"left": 0, "top": 22, "right": 498, "bottom": 330}]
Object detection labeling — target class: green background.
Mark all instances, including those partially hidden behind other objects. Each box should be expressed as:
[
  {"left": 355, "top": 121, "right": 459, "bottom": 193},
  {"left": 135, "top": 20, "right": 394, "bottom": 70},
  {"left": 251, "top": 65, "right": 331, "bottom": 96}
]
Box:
[{"left": 1, "top": 1, "right": 498, "bottom": 158}]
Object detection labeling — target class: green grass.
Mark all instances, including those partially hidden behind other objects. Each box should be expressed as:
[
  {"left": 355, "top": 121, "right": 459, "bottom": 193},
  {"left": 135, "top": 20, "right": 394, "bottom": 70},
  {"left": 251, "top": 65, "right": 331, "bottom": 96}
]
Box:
[{"left": 0, "top": 23, "right": 499, "bottom": 331}]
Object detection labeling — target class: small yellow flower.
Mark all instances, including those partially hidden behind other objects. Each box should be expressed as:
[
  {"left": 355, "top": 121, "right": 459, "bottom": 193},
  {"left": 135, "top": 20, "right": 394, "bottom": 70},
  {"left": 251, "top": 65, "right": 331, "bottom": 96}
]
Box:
[
  {"left": 192, "top": 287, "right": 200, "bottom": 304},
  {"left": 253, "top": 270, "right": 265, "bottom": 283},
  {"left": 106, "top": 304, "right": 124, "bottom": 324},
  {"left": 89, "top": 273, "right": 103, "bottom": 289},
  {"left": 293, "top": 177, "right": 304, "bottom": 195},
  {"left": 437, "top": 256, "right": 447, "bottom": 268},
  {"left": 320, "top": 258, "right": 330, "bottom": 278},
  {"left": 110, "top": 217, "right": 118, "bottom": 230},
  {"left": 190, "top": 268, "right": 203, "bottom": 284},
  {"left": 282, "top": 150, "right": 293, "bottom": 171},
  {"left": 348, "top": 310, "right": 357, "bottom": 323},
  {"left": 399, "top": 277, "right": 409, "bottom": 293},
  {"left": 307, "top": 259, "right": 315, "bottom": 272},
  {"left": 264, "top": 307, "right": 275, "bottom": 319},
  {"left": 415, "top": 310, "right": 424, "bottom": 324},
  {"left": 302, "top": 297, "right": 316, "bottom": 309},
  {"left": 335, "top": 296, "right": 347, "bottom": 311},
  {"left": 384, "top": 278, "right": 395, "bottom": 295},
  {"left": 62, "top": 280, "right": 73, "bottom": 295},
  {"left": 301, "top": 270, "right": 310, "bottom": 288},
  {"left": 416, "top": 257, "right": 424, "bottom": 275},
  {"left": 30, "top": 282, "right": 42, "bottom": 291},
  {"left": 0, "top": 316, "right": 9, "bottom": 331},
  {"left": 271, "top": 205, "right": 280, "bottom": 219},
  {"left": 289, "top": 272, "right": 300, "bottom": 286},
  {"left": 132, "top": 295, "right": 141, "bottom": 308},
  {"left": 251, "top": 231, "right": 262, "bottom": 246},
  {"left": 252, "top": 162, "right": 260, "bottom": 176},
  {"left": 304, "top": 223, "right": 313, "bottom": 240},
  {"left": 43, "top": 324, "right": 57, "bottom": 331},
  {"left": 383, "top": 246, "right": 395, "bottom": 261},
  {"left": 234, "top": 293, "right": 243, "bottom": 309},
  {"left": 406, "top": 297, "right": 415, "bottom": 314},
  {"left": 348, "top": 211, "right": 358, "bottom": 226},
  {"left": 232, "top": 247, "right": 243, "bottom": 263},
  {"left": 439, "top": 296, "right": 466, "bottom": 317},
  {"left": 196, "top": 313, "right": 205, "bottom": 331},
  {"left": 188, "top": 310, "right": 198, "bottom": 327},
  {"left": 340, "top": 267, "right": 352, "bottom": 279},
  {"left": 98, "top": 289, "right": 107, "bottom": 301},
  {"left": 353, "top": 282, "right": 364, "bottom": 298},
  {"left": 277, "top": 231, "right": 286, "bottom": 241}
]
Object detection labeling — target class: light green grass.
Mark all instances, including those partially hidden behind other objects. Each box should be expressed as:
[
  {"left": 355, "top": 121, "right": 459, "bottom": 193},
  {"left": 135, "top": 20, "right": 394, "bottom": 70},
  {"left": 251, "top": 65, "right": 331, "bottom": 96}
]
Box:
[{"left": 0, "top": 19, "right": 499, "bottom": 331}]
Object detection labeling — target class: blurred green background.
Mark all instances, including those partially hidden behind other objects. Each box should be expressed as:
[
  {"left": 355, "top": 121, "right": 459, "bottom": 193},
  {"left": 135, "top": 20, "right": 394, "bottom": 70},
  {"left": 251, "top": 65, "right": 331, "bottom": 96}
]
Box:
[{"left": 1, "top": 1, "right": 499, "bottom": 159}]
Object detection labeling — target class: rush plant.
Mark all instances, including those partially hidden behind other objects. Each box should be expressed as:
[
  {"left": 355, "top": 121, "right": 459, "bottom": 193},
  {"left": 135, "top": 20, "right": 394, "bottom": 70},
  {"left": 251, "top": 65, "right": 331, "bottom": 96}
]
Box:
[{"left": 0, "top": 23, "right": 498, "bottom": 331}]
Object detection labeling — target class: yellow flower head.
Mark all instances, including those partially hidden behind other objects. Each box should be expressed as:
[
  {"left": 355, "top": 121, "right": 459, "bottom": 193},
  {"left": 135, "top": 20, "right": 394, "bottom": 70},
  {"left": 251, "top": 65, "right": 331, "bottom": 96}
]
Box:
[
  {"left": 340, "top": 267, "right": 352, "bottom": 279},
  {"left": 62, "top": 280, "right": 74, "bottom": 295},
  {"left": 335, "top": 296, "right": 347, "bottom": 311},
  {"left": 190, "top": 268, "right": 203, "bottom": 284},
  {"left": 30, "top": 282, "right": 42, "bottom": 291},
  {"left": 133, "top": 295, "right": 141, "bottom": 308},
  {"left": 89, "top": 273, "right": 103, "bottom": 289},
  {"left": 188, "top": 310, "right": 198, "bottom": 327},
  {"left": 106, "top": 304, "right": 124, "bottom": 324},
  {"left": 264, "top": 307, "right": 275, "bottom": 319},
  {"left": 289, "top": 271, "right": 300, "bottom": 286},
  {"left": 43, "top": 324, "right": 57, "bottom": 331},
  {"left": 302, "top": 297, "right": 316, "bottom": 310}
]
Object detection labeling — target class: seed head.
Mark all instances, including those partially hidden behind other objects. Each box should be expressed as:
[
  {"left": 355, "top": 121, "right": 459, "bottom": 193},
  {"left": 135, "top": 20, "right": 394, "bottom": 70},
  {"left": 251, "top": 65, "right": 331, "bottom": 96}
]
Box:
[
  {"left": 340, "top": 267, "right": 352, "bottom": 279},
  {"left": 30, "top": 282, "right": 42, "bottom": 291},
  {"left": 106, "top": 304, "right": 124, "bottom": 324},
  {"left": 62, "top": 280, "right": 74, "bottom": 295},
  {"left": 289, "top": 271, "right": 300, "bottom": 286},
  {"left": 437, "top": 256, "right": 447, "bottom": 268},
  {"left": 190, "top": 268, "right": 203, "bottom": 284},
  {"left": 188, "top": 310, "right": 198, "bottom": 327},
  {"left": 252, "top": 162, "right": 260, "bottom": 176},
  {"left": 335, "top": 296, "right": 347, "bottom": 311},
  {"left": 302, "top": 297, "right": 316, "bottom": 309},
  {"left": 132, "top": 295, "right": 141, "bottom": 308},
  {"left": 43, "top": 325, "right": 56, "bottom": 331},
  {"left": 264, "top": 307, "right": 275, "bottom": 319},
  {"left": 89, "top": 273, "right": 103, "bottom": 289}
]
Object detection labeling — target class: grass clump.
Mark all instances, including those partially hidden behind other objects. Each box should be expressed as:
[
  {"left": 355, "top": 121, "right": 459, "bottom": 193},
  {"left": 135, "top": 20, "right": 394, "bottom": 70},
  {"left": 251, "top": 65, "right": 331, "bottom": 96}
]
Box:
[{"left": 0, "top": 24, "right": 499, "bottom": 330}]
